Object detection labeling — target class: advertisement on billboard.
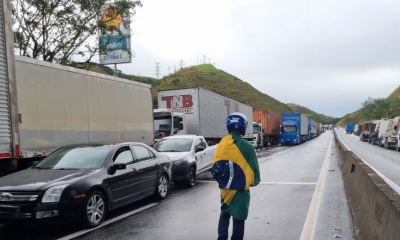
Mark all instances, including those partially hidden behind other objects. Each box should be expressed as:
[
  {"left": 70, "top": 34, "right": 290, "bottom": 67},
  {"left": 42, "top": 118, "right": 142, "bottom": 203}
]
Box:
[{"left": 99, "top": 3, "right": 131, "bottom": 64}]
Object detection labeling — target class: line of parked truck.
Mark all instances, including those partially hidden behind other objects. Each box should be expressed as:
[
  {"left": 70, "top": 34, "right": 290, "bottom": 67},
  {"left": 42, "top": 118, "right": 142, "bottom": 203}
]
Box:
[{"left": 346, "top": 118, "right": 400, "bottom": 151}]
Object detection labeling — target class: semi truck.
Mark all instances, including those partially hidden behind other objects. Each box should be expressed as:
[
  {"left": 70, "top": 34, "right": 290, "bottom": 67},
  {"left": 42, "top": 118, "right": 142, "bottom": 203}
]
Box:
[
  {"left": 345, "top": 123, "right": 355, "bottom": 133},
  {"left": 153, "top": 109, "right": 187, "bottom": 142},
  {"left": 310, "top": 119, "right": 317, "bottom": 139},
  {"left": 359, "top": 121, "right": 376, "bottom": 141},
  {"left": 0, "top": 57, "right": 154, "bottom": 176},
  {"left": 371, "top": 119, "right": 391, "bottom": 146},
  {"left": 252, "top": 110, "right": 282, "bottom": 148},
  {"left": 156, "top": 87, "right": 253, "bottom": 144},
  {"left": 280, "top": 113, "right": 308, "bottom": 145},
  {"left": 353, "top": 124, "right": 361, "bottom": 135},
  {"left": 380, "top": 117, "right": 399, "bottom": 149}
]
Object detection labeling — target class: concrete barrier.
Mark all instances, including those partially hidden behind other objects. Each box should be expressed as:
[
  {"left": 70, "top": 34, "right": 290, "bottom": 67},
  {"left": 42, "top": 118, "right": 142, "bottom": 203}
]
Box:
[{"left": 333, "top": 130, "right": 400, "bottom": 240}]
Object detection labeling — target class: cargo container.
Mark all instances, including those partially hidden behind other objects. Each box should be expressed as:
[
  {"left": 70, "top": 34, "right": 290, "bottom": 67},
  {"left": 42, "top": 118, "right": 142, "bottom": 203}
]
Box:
[
  {"left": 157, "top": 87, "right": 253, "bottom": 143},
  {"left": 251, "top": 110, "right": 282, "bottom": 148},
  {"left": 280, "top": 113, "right": 308, "bottom": 145},
  {"left": 345, "top": 123, "right": 354, "bottom": 133}
]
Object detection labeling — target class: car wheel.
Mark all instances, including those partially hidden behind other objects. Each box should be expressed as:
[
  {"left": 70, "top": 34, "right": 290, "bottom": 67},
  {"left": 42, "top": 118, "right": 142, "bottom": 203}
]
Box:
[
  {"left": 154, "top": 174, "right": 169, "bottom": 200},
  {"left": 186, "top": 166, "right": 196, "bottom": 187},
  {"left": 80, "top": 190, "right": 106, "bottom": 228}
]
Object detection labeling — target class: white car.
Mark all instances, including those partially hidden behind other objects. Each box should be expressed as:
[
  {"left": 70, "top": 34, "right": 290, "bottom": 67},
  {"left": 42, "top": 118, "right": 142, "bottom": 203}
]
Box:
[{"left": 153, "top": 135, "right": 217, "bottom": 187}]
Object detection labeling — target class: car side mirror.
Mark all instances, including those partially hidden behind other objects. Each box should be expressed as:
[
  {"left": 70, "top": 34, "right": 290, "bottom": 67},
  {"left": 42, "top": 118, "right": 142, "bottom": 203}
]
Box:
[
  {"left": 29, "top": 161, "right": 40, "bottom": 168},
  {"left": 179, "top": 123, "right": 184, "bottom": 130},
  {"left": 108, "top": 163, "right": 127, "bottom": 175},
  {"left": 207, "top": 141, "right": 214, "bottom": 146},
  {"left": 195, "top": 146, "right": 205, "bottom": 152},
  {"left": 395, "top": 126, "right": 398, "bottom": 130}
]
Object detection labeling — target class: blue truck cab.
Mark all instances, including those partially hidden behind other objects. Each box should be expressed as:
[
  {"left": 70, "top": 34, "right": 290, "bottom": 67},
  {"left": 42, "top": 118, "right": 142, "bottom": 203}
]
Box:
[
  {"left": 280, "top": 113, "right": 308, "bottom": 145},
  {"left": 345, "top": 123, "right": 355, "bottom": 134}
]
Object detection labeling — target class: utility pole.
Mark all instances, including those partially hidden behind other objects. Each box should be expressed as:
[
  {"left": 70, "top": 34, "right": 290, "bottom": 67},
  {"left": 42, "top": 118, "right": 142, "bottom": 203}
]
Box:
[
  {"left": 209, "top": 58, "right": 210, "bottom": 64},
  {"left": 179, "top": 60, "right": 184, "bottom": 69},
  {"left": 155, "top": 62, "right": 160, "bottom": 79},
  {"left": 174, "top": 65, "right": 177, "bottom": 73},
  {"left": 168, "top": 66, "right": 171, "bottom": 74}
]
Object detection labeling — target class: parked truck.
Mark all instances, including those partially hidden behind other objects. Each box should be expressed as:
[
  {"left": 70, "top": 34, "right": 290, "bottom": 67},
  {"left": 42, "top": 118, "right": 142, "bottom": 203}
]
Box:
[
  {"left": 252, "top": 110, "right": 282, "bottom": 148},
  {"left": 373, "top": 119, "right": 391, "bottom": 146},
  {"left": 0, "top": 56, "right": 154, "bottom": 176},
  {"left": 380, "top": 117, "right": 399, "bottom": 149},
  {"left": 153, "top": 109, "right": 187, "bottom": 142},
  {"left": 157, "top": 87, "right": 253, "bottom": 144},
  {"left": 345, "top": 123, "right": 355, "bottom": 133},
  {"left": 353, "top": 124, "right": 361, "bottom": 135},
  {"left": 280, "top": 113, "right": 308, "bottom": 145},
  {"left": 359, "top": 121, "right": 376, "bottom": 141},
  {"left": 310, "top": 119, "right": 317, "bottom": 139}
]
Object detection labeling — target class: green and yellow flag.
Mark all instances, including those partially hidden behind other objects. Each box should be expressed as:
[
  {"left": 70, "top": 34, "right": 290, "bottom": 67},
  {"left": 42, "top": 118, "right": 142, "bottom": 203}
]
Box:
[{"left": 212, "top": 133, "right": 260, "bottom": 220}]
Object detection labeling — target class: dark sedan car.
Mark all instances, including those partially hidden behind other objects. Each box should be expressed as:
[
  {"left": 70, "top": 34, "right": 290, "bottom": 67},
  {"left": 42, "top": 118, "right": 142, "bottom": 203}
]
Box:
[{"left": 0, "top": 142, "right": 171, "bottom": 228}]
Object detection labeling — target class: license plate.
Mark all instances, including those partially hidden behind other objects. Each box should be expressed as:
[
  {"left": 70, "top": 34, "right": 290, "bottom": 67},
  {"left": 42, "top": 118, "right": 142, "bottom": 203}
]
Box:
[{"left": 287, "top": 139, "right": 291, "bottom": 141}]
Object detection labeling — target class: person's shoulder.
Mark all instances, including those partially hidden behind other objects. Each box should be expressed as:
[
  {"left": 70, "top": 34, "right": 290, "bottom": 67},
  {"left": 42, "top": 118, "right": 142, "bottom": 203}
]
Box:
[{"left": 235, "top": 137, "right": 254, "bottom": 150}]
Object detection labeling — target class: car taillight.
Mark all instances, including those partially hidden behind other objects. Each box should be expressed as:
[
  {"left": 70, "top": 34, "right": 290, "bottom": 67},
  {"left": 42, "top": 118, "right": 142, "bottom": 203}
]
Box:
[{"left": 392, "top": 138, "right": 397, "bottom": 141}]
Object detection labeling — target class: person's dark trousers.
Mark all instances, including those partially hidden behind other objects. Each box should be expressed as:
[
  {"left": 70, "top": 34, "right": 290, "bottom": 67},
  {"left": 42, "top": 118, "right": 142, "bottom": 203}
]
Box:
[{"left": 218, "top": 212, "right": 245, "bottom": 240}]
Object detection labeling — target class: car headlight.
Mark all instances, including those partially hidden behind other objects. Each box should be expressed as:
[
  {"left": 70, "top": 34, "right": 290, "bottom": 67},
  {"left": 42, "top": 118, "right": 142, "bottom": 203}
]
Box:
[
  {"left": 42, "top": 184, "right": 68, "bottom": 203},
  {"left": 173, "top": 158, "right": 187, "bottom": 165}
]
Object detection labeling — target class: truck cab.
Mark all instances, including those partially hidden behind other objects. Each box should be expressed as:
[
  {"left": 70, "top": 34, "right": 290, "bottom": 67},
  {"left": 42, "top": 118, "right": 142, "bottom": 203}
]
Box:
[
  {"left": 153, "top": 109, "right": 187, "bottom": 142},
  {"left": 251, "top": 122, "right": 263, "bottom": 148}
]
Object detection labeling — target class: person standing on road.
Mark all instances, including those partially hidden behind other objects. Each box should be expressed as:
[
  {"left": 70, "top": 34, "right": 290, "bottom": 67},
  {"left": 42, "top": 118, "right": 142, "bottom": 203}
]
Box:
[{"left": 212, "top": 112, "right": 261, "bottom": 240}]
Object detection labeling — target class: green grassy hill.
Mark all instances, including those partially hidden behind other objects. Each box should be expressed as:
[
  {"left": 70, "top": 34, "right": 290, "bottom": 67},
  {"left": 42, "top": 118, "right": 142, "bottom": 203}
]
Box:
[
  {"left": 153, "top": 64, "right": 293, "bottom": 115},
  {"left": 287, "top": 103, "right": 340, "bottom": 124},
  {"left": 388, "top": 86, "right": 400, "bottom": 98}
]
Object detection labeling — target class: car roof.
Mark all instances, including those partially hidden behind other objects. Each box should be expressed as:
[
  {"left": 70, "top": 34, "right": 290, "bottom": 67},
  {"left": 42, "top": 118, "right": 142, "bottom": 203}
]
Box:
[{"left": 162, "top": 135, "right": 199, "bottom": 139}]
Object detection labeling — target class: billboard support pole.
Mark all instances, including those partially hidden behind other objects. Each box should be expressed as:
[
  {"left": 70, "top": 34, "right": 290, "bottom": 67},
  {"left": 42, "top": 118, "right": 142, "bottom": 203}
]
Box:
[{"left": 114, "top": 63, "right": 118, "bottom": 77}]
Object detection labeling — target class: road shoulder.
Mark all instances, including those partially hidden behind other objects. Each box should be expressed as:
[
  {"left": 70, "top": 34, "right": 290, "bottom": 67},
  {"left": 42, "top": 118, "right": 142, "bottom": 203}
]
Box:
[{"left": 313, "top": 137, "right": 355, "bottom": 240}]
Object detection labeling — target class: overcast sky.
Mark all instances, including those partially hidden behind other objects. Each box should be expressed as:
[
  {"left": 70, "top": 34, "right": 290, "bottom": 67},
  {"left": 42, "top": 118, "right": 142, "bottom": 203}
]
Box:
[{"left": 117, "top": 0, "right": 400, "bottom": 118}]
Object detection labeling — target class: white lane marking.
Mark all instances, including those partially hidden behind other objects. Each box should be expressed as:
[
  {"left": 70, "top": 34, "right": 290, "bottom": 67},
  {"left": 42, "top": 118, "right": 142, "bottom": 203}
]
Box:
[
  {"left": 336, "top": 132, "right": 400, "bottom": 194},
  {"left": 57, "top": 203, "right": 158, "bottom": 240},
  {"left": 300, "top": 134, "right": 332, "bottom": 240},
  {"left": 197, "top": 180, "right": 317, "bottom": 185}
]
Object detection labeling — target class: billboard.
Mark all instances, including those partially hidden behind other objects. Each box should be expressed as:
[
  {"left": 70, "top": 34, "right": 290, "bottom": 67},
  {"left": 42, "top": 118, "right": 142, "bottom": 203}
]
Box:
[{"left": 99, "top": 3, "right": 131, "bottom": 64}]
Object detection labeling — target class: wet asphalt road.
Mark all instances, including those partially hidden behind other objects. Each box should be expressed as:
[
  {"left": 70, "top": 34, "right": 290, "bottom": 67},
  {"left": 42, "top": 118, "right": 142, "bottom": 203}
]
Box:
[
  {"left": 336, "top": 129, "right": 400, "bottom": 186},
  {"left": 0, "top": 132, "right": 350, "bottom": 240}
]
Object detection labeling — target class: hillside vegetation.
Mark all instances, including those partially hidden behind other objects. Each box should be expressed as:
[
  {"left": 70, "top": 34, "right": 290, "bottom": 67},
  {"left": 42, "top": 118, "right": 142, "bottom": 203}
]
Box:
[
  {"left": 287, "top": 103, "right": 341, "bottom": 124},
  {"left": 153, "top": 64, "right": 293, "bottom": 115},
  {"left": 338, "top": 86, "right": 400, "bottom": 127}
]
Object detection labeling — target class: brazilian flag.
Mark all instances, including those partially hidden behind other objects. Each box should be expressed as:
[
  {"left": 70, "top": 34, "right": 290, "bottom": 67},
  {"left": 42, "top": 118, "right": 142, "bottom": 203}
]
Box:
[{"left": 212, "top": 133, "right": 260, "bottom": 220}]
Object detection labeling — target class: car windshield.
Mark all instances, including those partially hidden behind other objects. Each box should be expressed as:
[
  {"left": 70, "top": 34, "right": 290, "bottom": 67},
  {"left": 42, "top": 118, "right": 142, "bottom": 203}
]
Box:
[
  {"left": 153, "top": 138, "right": 193, "bottom": 152},
  {"left": 154, "top": 117, "right": 172, "bottom": 138},
  {"left": 35, "top": 146, "right": 112, "bottom": 170},
  {"left": 282, "top": 125, "right": 298, "bottom": 133},
  {"left": 253, "top": 125, "right": 260, "bottom": 134}
]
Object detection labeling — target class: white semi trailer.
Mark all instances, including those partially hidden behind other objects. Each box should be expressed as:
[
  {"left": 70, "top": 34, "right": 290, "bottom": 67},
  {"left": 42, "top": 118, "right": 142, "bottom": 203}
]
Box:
[{"left": 157, "top": 87, "right": 253, "bottom": 143}]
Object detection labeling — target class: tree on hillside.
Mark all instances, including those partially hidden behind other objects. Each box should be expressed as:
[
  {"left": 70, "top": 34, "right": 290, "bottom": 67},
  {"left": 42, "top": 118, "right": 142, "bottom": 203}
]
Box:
[
  {"left": 12, "top": 0, "right": 141, "bottom": 64},
  {"left": 388, "top": 98, "right": 400, "bottom": 118}
]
